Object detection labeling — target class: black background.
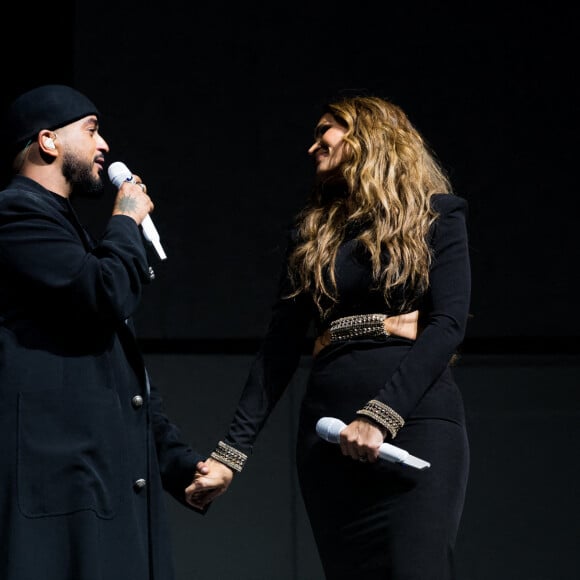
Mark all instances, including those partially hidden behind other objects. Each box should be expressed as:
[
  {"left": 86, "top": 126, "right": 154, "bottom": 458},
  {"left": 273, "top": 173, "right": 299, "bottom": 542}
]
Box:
[{"left": 2, "top": 1, "right": 577, "bottom": 346}]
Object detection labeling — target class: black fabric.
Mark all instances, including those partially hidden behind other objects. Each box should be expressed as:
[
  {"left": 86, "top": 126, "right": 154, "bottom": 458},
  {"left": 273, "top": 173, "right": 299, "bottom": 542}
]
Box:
[
  {"left": 224, "top": 193, "right": 471, "bottom": 579},
  {"left": 297, "top": 346, "right": 469, "bottom": 579},
  {"left": 0, "top": 175, "right": 206, "bottom": 580},
  {"left": 1, "top": 84, "right": 99, "bottom": 152}
]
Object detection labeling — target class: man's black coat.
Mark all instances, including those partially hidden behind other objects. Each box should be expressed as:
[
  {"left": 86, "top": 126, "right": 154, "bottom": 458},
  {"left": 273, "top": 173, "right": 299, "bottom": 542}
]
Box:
[{"left": 0, "top": 175, "right": 205, "bottom": 580}]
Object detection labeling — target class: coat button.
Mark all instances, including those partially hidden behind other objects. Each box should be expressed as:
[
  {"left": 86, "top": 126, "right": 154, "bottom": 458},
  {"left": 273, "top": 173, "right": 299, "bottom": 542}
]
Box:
[
  {"left": 134, "top": 478, "right": 147, "bottom": 491},
  {"left": 131, "top": 395, "right": 144, "bottom": 408},
  {"left": 148, "top": 266, "right": 155, "bottom": 280}
]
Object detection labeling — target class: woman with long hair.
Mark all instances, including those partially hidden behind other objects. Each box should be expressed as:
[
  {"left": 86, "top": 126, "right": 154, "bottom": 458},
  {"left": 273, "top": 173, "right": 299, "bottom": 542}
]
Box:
[{"left": 188, "top": 95, "right": 471, "bottom": 580}]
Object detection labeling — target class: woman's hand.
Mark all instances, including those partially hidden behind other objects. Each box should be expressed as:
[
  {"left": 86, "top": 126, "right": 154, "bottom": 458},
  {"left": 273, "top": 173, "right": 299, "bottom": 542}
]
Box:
[
  {"left": 185, "top": 458, "right": 235, "bottom": 509},
  {"left": 385, "top": 310, "right": 420, "bottom": 340},
  {"left": 339, "top": 418, "right": 386, "bottom": 463},
  {"left": 313, "top": 310, "right": 421, "bottom": 357}
]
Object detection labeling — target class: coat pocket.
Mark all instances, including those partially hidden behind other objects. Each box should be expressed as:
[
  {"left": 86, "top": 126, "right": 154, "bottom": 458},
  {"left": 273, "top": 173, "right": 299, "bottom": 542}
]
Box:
[{"left": 17, "top": 388, "right": 124, "bottom": 518}]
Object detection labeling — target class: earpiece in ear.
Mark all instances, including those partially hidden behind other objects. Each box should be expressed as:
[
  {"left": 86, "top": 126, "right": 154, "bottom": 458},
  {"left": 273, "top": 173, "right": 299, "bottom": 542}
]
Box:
[{"left": 45, "top": 138, "right": 55, "bottom": 149}]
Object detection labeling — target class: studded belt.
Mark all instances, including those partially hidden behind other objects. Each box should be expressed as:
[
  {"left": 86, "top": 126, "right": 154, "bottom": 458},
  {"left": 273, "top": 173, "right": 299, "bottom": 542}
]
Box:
[{"left": 313, "top": 313, "right": 389, "bottom": 357}]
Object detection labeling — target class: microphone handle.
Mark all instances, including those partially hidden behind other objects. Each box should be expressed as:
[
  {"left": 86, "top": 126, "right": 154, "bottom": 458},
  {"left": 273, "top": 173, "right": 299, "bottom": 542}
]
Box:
[
  {"left": 141, "top": 215, "right": 167, "bottom": 260},
  {"left": 119, "top": 172, "right": 167, "bottom": 261},
  {"left": 378, "top": 442, "right": 409, "bottom": 463},
  {"left": 315, "top": 416, "right": 430, "bottom": 469}
]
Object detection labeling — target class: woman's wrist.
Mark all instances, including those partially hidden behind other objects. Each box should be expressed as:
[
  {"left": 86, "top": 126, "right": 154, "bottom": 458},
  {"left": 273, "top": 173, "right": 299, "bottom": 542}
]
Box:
[
  {"left": 209, "top": 441, "right": 248, "bottom": 473},
  {"left": 356, "top": 400, "right": 405, "bottom": 439}
]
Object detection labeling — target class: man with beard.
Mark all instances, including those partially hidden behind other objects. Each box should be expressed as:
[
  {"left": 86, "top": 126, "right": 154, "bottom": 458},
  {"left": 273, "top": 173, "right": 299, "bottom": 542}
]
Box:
[{"left": 0, "top": 85, "right": 211, "bottom": 580}]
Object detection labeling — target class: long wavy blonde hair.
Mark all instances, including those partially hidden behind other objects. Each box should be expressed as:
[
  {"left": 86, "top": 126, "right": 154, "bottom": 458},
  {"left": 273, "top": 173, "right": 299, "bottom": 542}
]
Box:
[{"left": 287, "top": 96, "right": 453, "bottom": 318}]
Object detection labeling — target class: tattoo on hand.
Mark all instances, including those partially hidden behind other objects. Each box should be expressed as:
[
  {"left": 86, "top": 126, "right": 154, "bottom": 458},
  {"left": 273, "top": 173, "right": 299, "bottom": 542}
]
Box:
[{"left": 116, "top": 196, "right": 139, "bottom": 214}]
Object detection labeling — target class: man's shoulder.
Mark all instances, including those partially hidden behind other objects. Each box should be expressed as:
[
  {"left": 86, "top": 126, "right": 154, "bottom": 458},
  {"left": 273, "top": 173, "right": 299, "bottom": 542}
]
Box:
[{"left": 0, "top": 177, "right": 59, "bottom": 210}]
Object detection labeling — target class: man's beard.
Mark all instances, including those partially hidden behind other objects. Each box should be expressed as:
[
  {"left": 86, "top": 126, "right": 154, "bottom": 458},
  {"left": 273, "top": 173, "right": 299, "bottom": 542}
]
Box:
[{"left": 62, "top": 152, "right": 105, "bottom": 199}]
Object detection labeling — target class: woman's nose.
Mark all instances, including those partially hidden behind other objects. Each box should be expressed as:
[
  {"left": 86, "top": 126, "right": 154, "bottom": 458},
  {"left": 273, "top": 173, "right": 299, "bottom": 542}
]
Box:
[{"left": 308, "top": 141, "right": 320, "bottom": 155}]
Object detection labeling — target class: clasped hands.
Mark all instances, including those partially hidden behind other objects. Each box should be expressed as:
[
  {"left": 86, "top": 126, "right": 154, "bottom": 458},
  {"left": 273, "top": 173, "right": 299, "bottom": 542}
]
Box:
[{"left": 186, "top": 458, "right": 235, "bottom": 510}]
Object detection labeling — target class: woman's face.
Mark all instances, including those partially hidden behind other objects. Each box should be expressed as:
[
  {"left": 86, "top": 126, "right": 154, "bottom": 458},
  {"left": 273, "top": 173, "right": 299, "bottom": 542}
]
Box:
[{"left": 308, "top": 113, "right": 347, "bottom": 174}]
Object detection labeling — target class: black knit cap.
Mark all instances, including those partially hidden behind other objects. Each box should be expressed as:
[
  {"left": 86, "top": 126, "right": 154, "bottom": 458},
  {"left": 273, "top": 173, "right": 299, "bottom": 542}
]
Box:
[{"left": 1, "top": 84, "right": 99, "bottom": 153}]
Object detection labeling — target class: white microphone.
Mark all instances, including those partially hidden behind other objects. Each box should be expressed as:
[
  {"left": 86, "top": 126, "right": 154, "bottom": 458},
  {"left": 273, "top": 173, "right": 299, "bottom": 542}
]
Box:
[
  {"left": 316, "top": 417, "right": 430, "bottom": 470},
  {"left": 107, "top": 161, "right": 167, "bottom": 261}
]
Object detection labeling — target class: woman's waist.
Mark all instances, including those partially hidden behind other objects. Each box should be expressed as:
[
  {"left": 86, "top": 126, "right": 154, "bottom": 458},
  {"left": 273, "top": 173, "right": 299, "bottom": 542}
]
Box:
[{"left": 313, "top": 311, "right": 419, "bottom": 357}]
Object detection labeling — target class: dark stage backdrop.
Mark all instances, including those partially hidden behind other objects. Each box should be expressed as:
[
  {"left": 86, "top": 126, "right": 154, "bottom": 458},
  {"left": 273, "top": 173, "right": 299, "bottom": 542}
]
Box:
[
  {"left": 149, "top": 352, "right": 579, "bottom": 580},
  {"left": 4, "top": 1, "right": 576, "bottom": 346}
]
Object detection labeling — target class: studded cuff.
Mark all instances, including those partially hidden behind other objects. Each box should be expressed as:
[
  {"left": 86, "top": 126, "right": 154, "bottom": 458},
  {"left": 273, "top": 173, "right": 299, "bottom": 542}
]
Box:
[
  {"left": 210, "top": 441, "right": 248, "bottom": 473},
  {"left": 356, "top": 399, "right": 404, "bottom": 439},
  {"left": 329, "top": 313, "right": 388, "bottom": 342}
]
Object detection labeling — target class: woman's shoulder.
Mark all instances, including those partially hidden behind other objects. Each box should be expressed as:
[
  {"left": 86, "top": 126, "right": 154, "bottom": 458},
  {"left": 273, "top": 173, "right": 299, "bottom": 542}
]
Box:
[{"left": 430, "top": 193, "right": 468, "bottom": 215}]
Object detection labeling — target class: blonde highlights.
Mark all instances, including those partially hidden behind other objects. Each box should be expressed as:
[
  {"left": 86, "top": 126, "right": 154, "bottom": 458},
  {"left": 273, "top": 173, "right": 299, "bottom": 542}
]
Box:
[{"left": 288, "top": 96, "right": 452, "bottom": 318}]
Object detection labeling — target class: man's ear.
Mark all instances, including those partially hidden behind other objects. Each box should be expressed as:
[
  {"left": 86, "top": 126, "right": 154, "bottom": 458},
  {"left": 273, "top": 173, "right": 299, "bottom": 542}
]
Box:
[{"left": 39, "top": 130, "right": 57, "bottom": 153}]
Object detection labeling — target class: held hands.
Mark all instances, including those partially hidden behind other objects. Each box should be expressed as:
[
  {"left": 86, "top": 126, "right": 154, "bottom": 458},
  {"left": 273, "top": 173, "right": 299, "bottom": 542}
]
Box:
[
  {"left": 339, "top": 418, "right": 387, "bottom": 464},
  {"left": 112, "top": 173, "right": 153, "bottom": 225},
  {"left": 185, "top": 458, "right": 235, "bottom": 510}
]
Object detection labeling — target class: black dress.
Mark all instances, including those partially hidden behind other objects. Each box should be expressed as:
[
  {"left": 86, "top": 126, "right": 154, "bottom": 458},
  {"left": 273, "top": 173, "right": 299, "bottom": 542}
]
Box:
[{"left": 223, "top": 194, "right": 471, "bottom": 580}]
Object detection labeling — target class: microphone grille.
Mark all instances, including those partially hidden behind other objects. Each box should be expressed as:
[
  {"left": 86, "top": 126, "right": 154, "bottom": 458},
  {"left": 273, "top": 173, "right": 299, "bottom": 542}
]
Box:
[
  {"left": 315, "top": 417, "right": 345, "bottom": 444},
  {"left": 107, "top": 161, "right": 132, "bottom": 188}
]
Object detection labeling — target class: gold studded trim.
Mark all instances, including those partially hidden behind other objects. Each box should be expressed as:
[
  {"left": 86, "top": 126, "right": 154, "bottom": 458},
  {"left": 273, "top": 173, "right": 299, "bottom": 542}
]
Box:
[
  {"left": 329, "top": 313, "right": 388, "bottom": 342},
  {"left": 356, "top": 399, "right": 404, "bottom": 439},
  {"left": 210, "top": 441, "right": 248, "bottom": 473}
]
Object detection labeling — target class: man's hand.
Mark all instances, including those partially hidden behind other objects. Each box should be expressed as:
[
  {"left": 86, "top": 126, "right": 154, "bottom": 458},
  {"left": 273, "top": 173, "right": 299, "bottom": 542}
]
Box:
[{"left": 185, "top": 458, "right": 235, "bottom": 509}]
